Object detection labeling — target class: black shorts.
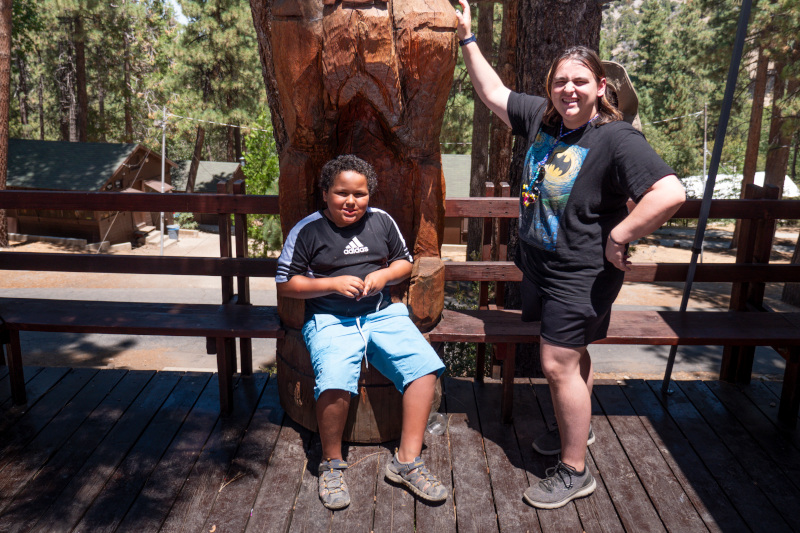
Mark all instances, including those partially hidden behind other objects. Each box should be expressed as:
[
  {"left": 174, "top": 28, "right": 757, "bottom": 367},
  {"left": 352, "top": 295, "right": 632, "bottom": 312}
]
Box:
[{"left": 520, "top": 276, "right": 613, "bottom": 348}]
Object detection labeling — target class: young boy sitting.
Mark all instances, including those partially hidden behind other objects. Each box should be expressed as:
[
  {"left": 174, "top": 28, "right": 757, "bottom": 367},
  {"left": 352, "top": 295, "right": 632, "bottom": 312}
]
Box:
[{"left": 276, "top": 154, "right": 447, "bottom": 510}]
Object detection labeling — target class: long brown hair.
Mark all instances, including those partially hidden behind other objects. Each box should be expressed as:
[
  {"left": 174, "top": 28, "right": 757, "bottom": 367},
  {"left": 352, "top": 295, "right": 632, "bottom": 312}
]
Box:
[{"left": 542, "top": 46, "right": 623, "bottom": 127}]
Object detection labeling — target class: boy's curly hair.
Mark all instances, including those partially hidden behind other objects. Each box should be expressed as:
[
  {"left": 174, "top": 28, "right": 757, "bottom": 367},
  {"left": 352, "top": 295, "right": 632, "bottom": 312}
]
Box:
[{"left": 319, "top": 155, "right": 378, "bottom": 194}]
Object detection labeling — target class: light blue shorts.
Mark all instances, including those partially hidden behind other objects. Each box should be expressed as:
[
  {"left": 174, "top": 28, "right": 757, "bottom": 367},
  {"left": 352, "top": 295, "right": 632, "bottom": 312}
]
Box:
[{"left": 301, "top": 302, "right": 445, "bottom": 400}]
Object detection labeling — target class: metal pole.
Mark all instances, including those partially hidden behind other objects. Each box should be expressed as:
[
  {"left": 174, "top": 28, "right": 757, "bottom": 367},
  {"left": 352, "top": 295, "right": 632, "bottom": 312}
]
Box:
[
  {"left": 661, "top": 0, "right": 752, "bottom": 396},
  {"left": 160, "top": 106, "right": 166, "bottom": 256},
  {"left": 702, "top": 102, "right": 707, "bottom": 263}
]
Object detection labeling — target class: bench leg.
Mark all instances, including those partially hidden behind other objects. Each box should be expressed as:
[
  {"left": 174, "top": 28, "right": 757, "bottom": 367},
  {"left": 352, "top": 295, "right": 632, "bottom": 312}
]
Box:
[
  {"left": 720, "top": 345, "right": 755, "bottom": 384},
  {"left": 778, "top": 347, "right": 800, "bottom": 429},
  {"left": 216, "top": 337, "right": 233, "bottom": 414},
  {"left": 476, "top": 344, "right": 485, "bottom": 383},
  {"left": 7, "top": 330, "right": 26, "bottom": 405},
  {"left": 495, "top": 343, "right": 515, "bottom": 424},
  {"left": 239, "top": 338, "right": 253, "bottom": 376}
]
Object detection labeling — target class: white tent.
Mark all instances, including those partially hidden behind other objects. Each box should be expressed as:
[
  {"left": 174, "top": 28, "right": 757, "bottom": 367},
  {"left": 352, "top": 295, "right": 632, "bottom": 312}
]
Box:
[{"left": 682, "top": 171, "right": 800, "bottom": 199}]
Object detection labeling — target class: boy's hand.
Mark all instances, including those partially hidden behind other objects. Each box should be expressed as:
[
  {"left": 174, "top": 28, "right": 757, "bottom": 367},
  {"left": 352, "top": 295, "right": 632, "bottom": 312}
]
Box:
[
  {"left": 329, "top": 276, "right": 365, "bottom": 298},
  {"left": 360, "top": 270, "right": 388, "bottom": 300}
]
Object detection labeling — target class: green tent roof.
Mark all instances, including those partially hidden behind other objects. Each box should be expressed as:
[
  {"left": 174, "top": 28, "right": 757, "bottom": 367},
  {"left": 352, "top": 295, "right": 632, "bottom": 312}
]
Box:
[
  {"left": 7, "top": 138, "right": 142, "bottom": 191},
  {"left": 172, "top": 160, "right": 242, "bottom": 193}
]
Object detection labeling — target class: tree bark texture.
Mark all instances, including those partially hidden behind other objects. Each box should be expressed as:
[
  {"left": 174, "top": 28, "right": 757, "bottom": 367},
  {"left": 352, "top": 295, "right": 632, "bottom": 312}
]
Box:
[
  {"left": 764, "top": 67, "right": 797, "bottom": 195},
  {"left": 73, "top": 15, "right": 88, "bottom": 143},
  {"left": 488, "top": 0, "right": 516, "bottom": 259},
  {"left": 732, "top": 45, "right": 769, "bottom": 249},
  {"left": 15, "top": 52, "right": 29, "bottom": 127},
  {"left": 466, "top": 4, "right": 495, "bottom": 261},
  {"left": 123, "top": 31, "right": 133, "bottom": 143},
  {"left": 56, "top": 21, "right": 77, "bottom": 142},
  {"left": 506, "top": 0, "right": 602, "bottom": 377},
  {"left": 37, "top": 51, "right": 44, "bottom": 140},
  {"left": 249, "top": 0, "right": 457, "bottom": 260},
  {"left": 0, "top": 0, "right": 10, "bottom": 247}
]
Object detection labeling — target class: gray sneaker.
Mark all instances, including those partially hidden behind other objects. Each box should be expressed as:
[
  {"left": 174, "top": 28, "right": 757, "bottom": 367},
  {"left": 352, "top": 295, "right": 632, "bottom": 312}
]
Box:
[
  {"left": 385, "top": 453, "right": 447, "bottom": 502},
  {"left": 532, "top": 424, "right": 595, "bottom": 456},
  {"left": 319, "top": 458, "right": 350, "bottom": 510},
  {"left": 523, "top": 461, "right": 596, "bottom": 509}
]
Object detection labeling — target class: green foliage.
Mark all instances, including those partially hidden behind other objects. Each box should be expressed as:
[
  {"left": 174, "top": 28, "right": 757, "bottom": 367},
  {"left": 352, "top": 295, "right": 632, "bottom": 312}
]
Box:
[
  {"left": 243, "top": 111, "right": 282, "bottom": 257},
  {"left": 173, "top": 212, "right": 198, "bottom": 229},
  {"left": 602, "top": 0, "right": 757, "bottom": 180},
  {"left": 440, "top": 281, "right": 493, "bottom": 377}
]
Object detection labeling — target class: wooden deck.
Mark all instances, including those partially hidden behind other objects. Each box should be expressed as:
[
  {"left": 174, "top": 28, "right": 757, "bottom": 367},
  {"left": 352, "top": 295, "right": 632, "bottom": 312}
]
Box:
[{"left": 0, "top": 366, "right": 798, "bottom": 532}]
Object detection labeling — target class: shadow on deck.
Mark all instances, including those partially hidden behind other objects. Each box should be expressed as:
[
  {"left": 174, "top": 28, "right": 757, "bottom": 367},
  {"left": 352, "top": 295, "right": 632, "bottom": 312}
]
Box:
[{"left": 0, "top": 366, "right": 798, "bottom": 532}]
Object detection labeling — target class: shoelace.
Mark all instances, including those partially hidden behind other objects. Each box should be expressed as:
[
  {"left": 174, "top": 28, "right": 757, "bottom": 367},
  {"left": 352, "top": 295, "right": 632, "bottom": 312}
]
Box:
[
  {"left": 540, "top": 463, "right": 574, "bottom": 491},
  {"left": 403, "top": 461, "right": 441, "bottom": 490},
  {"left": 321, "top": 469, "right": 346, "bottom": 493}
]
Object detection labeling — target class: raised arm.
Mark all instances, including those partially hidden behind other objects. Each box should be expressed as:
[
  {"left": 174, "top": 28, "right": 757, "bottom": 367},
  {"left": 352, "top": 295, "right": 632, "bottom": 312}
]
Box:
[
  {"left": 605, "top": 175, "right": 686, "bottom": 271},
  {"left": 454, "top": 0, "right": 512, "bottom": 127}
]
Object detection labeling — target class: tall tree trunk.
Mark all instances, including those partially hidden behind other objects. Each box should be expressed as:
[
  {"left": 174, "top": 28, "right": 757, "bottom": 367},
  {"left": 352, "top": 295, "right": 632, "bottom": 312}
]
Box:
[
  {"left": 488, "top": 0, "right": 517, "bottom": 258},
  {"left": 732, "top": 46, "right": 769, "bottom": 249},
  {"left": 74, "top": 15, "right": 88, "bottom": 142},
  {"left": 507, "top": 0, "right": 603, "bottom": 377},
  {"left": 234, "top": 126, "right": 243, "bottom": 161},
  {"left": 0, "top": 0, "right": 11, "bottom": 248},
  {"left": 227, "top": 125, "right": 237, "bottom": 162},
  {"left": 15, "top": 52, "right": 29, "bottom": 128},
  {"left": 123, "top": 31, "right": 133, "bottom": 143},
  {"left": 764, "top": 65, "right": 796, "bottom": 193},
  {"left": 466, "top": 4, "right": 495, "bottom": 261},
  {"left": 186, "top": 125, "right": 205, "bottom": 193},
  {"left": 98, "top": 81, "right": 106, "bottom": 142},
  {"left": 56, "top": 29, "right": 78, "bottom": 142},
  {"left": 37, "top": 56, "right": 45, "bottom": 140},
  {"left": 773, "top": 73, "right": 800, "bottom": 305}
]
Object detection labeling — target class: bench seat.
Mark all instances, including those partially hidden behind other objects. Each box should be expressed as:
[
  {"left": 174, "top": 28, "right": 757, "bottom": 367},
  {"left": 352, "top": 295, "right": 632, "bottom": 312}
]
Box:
[
  {"left": 429, "top": 309, "right": 800, "bottom": 426},
  {"left": 0, "top": 297, "right": 283, "bottom": 413}
]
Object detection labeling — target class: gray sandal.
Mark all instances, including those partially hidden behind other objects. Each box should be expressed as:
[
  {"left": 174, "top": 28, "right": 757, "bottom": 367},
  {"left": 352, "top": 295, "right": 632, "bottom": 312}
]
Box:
[
  {"left": 385, "top": 453, "right": 447, "bottom": 502},
  {"left": 319, "top": 458, "right": 350, "bottom": 510}
]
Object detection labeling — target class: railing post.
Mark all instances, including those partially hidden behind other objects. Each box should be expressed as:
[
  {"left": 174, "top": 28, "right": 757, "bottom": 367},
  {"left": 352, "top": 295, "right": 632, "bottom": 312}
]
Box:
[
  {"left": 217, "top": 180, "right": 237, "bottom": 377},
  {"left": 232, "top": 180, "right": 253, "bottom": 376}
]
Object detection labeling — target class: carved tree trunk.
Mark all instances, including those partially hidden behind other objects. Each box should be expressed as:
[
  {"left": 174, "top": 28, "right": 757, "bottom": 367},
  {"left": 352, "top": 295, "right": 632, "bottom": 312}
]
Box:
[
  {"left": 507, "top": 0, "right": 602, "bottom": 377},
  {"left": 250, "top": 0, "right": 457, "bottom": 329},
  {"left": 732, "top": 45, "right": 769, "bottom": 249},
  {"left": 0, "top": 0, "right": 10, "bottom": 247},
  {"left": 466, "top": 4, "right": 494, "bottom": 261}
]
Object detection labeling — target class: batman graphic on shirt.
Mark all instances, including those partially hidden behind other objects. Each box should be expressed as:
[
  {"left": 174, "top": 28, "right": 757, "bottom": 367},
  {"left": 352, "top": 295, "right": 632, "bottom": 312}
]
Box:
[{"left": 520, "top": 131, "right": 589, "bottom": 251}]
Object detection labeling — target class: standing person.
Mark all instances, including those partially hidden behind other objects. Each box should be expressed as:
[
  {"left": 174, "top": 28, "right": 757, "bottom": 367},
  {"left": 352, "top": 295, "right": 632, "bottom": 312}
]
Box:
[
  {"left": 276, "top": 155, "right": 447, "bottom": 510},
  {"left": 454, "top": 0, "right": 685, "bottom": 509}
]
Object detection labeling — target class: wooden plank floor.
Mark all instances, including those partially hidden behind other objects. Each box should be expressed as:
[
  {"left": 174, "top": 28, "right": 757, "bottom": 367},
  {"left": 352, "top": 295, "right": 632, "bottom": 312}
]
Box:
[{"left": 0, "top": 368, "right": 798, "bottom": 532}]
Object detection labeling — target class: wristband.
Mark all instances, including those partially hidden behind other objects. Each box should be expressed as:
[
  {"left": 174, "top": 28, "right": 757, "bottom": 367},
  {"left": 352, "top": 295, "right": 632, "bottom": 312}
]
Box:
[
  {"left": 608, "top": 234, "right": 626, "bottom": 246},
  {"left": 459, "top": 34, "right": 477, "bottom": 47}
]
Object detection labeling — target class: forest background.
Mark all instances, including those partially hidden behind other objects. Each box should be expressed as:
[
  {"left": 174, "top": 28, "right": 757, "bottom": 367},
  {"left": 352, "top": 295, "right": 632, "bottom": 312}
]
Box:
[{"left": 0, "top": 0, "right": 798, "bottom": 258}]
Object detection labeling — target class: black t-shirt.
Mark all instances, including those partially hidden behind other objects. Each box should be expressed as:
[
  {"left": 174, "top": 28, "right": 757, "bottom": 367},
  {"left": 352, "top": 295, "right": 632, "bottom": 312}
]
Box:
[
  {"left": 276, "top": 208, "right": 412, "bottom": 319},
  {"left": 507, "top": 92, "right": 675, "bottom": 302}
]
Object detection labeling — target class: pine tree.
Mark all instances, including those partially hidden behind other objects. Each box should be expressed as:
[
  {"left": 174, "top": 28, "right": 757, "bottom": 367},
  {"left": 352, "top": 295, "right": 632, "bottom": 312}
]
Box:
[{"left": 168, "top": 0, "right": 265, "bottom": 162}]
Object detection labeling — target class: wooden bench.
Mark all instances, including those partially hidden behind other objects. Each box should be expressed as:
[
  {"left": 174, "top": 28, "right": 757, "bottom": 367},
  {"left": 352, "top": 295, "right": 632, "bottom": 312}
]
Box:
[
  {"left": 433, "top": 184, "right": 800, "bottom": 427},
  {"left": 0, "top": 183, "right": 283, "bottom": 413}
]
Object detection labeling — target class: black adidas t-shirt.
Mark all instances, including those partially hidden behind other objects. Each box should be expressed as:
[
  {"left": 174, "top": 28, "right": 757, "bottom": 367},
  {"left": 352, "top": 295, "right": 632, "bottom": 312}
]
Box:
[
  {"left": 508, "top": 92, "right": 675, "bottom": 303},
  {"left": 276, "top": 208, "right": 412, "bottom": 319}
]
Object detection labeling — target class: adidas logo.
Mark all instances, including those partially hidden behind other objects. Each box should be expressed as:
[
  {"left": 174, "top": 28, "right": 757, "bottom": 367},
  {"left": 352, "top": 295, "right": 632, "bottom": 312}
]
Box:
[{"left": 343, "top": 237, "right": 369, "bottom": 255}]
